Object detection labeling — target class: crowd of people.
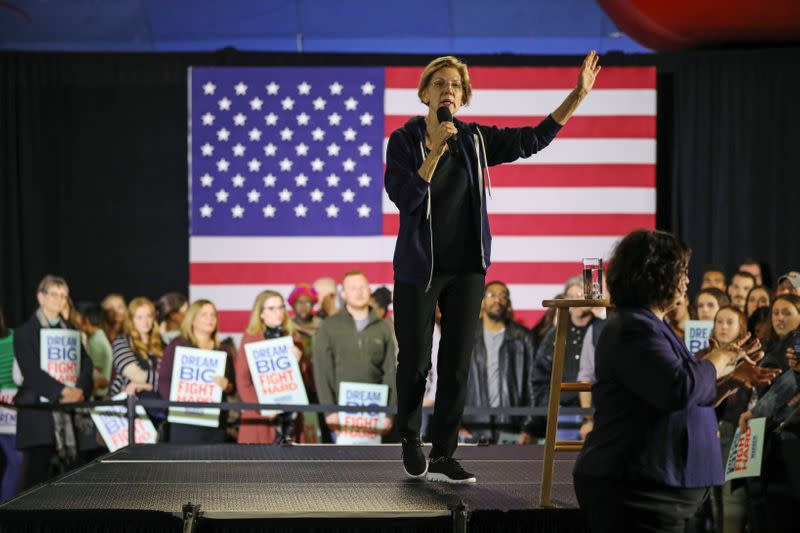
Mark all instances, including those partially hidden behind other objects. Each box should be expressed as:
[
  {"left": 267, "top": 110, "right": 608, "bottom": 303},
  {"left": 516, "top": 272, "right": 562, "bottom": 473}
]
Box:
[{"left": 1, "top": 261, "right": 799, "bottom": 529}]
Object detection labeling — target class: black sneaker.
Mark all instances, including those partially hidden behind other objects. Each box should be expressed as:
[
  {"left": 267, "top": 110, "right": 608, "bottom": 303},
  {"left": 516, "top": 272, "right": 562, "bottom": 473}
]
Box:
[
  {"left": 401, "top": 437, "right": 428, "bottom": 478},
  {"left": 426, "top": 456, "right": 476, "bottom": 484}
]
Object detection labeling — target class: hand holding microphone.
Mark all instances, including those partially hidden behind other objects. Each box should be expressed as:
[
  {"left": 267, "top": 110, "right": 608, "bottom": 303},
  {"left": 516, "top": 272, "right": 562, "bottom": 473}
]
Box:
[{"left": 435, "top": 106, "right": 459, "bottom": 156}]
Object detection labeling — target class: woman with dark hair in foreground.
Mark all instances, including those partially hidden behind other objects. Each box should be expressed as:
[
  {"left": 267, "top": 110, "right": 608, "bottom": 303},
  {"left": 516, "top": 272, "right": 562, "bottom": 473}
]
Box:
[{"left": 573, "top": 229, "right": 775, "bottom": 532}]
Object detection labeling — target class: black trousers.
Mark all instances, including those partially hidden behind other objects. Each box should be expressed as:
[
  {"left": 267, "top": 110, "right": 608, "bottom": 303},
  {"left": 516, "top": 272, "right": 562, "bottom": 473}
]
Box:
[
  {"left": 574, "top": 474, "right": 710, "bottom": 533},
  {"left": 394, "top": 273, "right": 484, "bottom": 458},
  {"left": 21, "top": 445, "right": 55, "bottom": 490}
]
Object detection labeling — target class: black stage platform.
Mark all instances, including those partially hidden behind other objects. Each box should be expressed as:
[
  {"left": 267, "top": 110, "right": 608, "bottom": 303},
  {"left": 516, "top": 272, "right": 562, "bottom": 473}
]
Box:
[{"left": 0, "top": 444, "right": 586, "bottom": 532}]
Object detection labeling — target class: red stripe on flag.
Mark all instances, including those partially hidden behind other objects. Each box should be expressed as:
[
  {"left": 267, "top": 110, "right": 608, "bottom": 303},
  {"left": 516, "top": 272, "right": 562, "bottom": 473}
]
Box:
[
  {"left": 382, "top": 214, "right": 655, "bottom": 236},
  {"left": 511, "top": 310, "right": 548, "bottom": 329},
  {"left": 385, "top": 66, "right": 656, "bottom": 90},
  {"left": 191, "top": 262, "right": 396, "bottom": 285},
  {"left": 384, "top": 115, "right": 655, "bottom": 138}
]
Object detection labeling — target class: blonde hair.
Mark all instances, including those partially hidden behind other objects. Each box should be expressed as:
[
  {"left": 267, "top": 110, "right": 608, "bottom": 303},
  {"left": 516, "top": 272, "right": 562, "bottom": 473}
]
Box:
[
  {"left": 417, "top": 56, "right": 473, "bottom": 107},
  {"left": 180, "top": 299, "right": 219, "bottom": 348},
  {"left": 124, "top": 297, "right": 164, "bottom": 360},
  {"left": 245, "top": 290, "right": 291, "bottom": 335}
]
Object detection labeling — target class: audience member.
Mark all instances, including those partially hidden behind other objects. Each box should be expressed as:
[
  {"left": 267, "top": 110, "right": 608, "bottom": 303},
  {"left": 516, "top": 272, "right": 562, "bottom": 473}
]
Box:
[
  {"left": 313, "top": 271, "right": 396, "bottom": 440},
  {"left": 574, "top": 288, "right": 610, "bottom": 441},
  {"left": 776, "top": 271, "right": 800, "bottom": 297},
  {"left": 313, "top": 277, "right": 340, "bottom": 319},
  {"left": 100, "top": 293, "right": 128, "bottom": 344},
  {"left": 727, "top": 271, "right": 757, "bottom": 312},
  {"left": 666, "top": 294, "right": 692, "bottom": 340},
  {"left": 530, "top": 295, "right": 561, "bottom": 356},
  {"left": 0, "top": 306, "right": 22, "bottom": 501},
  {"left": 74, "top": 302, "right": 113, "bottom": 398},
  {"left": 12, "top": 275, "right": 93, "bottom": 489},
  {"left": 695, "top": 287, "right": 730, "bottom": 321},
  {"left": 287, "top": 283, "right": 324, "bottom": 441},
  {"left": 156, "top": 292, "right": 188, "bottom": 345},
  {"left": 746, "top": 285, "right": 773, "bottom": 318},
  {"left": 739, "top": 258, "right": 766, "bottom": 287},
  {"left": 701, "top": 266, "right": 727, "bottom": 292},
  {"left": 110, "top": 298, "right": 164, "bottom": 397},
  {"left": 158, "top": 300, "right": 236, "bottom": 443}
]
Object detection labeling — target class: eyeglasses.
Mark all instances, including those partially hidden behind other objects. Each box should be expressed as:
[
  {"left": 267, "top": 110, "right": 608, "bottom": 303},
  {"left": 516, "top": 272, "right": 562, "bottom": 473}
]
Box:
[
  {"left": 45, "top": 290, "right": 67, "bottom": 300},
  {"left": 484, "top": 291, "right": 509, "bottom": 302},
  {"left": 431, "top": 79, "right": 463, "bottom": 91}
]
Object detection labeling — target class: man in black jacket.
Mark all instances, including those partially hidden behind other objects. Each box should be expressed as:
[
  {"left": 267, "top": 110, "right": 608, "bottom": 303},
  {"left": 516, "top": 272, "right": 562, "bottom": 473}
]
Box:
[
  {"left": 13, "top": 275, "right": 94, "bottom": 489},
  {"left": 462, "top": 282, "right": 536, "bottom": 442}
]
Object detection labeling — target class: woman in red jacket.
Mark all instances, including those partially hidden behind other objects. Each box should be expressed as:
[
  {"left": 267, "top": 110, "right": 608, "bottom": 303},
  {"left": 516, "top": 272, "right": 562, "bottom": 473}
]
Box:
[{"left": 236, "top": 290, "right": 307, "bottom": 444}]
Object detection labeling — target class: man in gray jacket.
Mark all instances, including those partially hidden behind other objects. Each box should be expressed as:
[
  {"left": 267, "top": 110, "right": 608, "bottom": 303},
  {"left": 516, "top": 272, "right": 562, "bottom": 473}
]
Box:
[{"left": 313, "top": 270, "right": 397, "bottom": 439}]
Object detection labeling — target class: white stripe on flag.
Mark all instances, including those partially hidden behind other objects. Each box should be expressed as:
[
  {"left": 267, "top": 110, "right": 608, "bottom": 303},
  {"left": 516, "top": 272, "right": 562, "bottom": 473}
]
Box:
[
  {"left": 384, "top": 89, "right": 657, "bottom": 116},
  {"left": 190, "top": 235, "right": 620, "bottom": 262}
]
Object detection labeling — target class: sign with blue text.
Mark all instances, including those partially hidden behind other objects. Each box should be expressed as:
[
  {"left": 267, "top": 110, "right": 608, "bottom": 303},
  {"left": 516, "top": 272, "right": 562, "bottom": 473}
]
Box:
[
  {"left": 0, "top": 389, "right": 17, "bottom": 435},
  {"left": 168, "top": 346, "right": 227, "bottom": 427},
  {"left": 244, "top": 337, "right": 309, "bottom": 417},
  {"left": 40, "top": 329, "right": 81, "bottom": 386},
  {"left": 337, "top": 381, "right": 389, "bottom": 445},
  {"left": 725, "top": 417, "right": 766, "bottom": 481},
  {"left": 685, "top": 320, "right": 713, "bottom": 354},
  {"left": 91, "top": 393, "right": 158, "bottom": 452}
]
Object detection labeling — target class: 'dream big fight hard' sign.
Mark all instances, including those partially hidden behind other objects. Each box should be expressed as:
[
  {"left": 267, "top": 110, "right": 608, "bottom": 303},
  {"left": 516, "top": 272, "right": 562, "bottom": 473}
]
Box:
[
  {"left": 0, "top": 388, "right": 17, "bottom": 435},
  {"left": 90, "top": 393, "right": 158, "bottom": 452},
  {"left": 337, "top": 381, "right": 389, "bottom": 445},
  {"left": 40, "top": 329, "right": 81, "bottom": 386},
  {"left": 244, "top": 337, "right": 309, "bottom": 417},
  {"left": 168, "top": 346, "right": 227, "bottom": 428},
  {"left": 685, "top": 320, "right": 713, "bottom": 354},
  {"left": 725, "top": 417, "right": 766, "bottom": 481}
]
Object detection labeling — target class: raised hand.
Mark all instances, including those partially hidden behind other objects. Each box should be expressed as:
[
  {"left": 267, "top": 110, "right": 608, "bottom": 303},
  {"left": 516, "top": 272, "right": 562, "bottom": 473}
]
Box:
[{"left": 577, "top": 50, "right": 601, "bottom": 94}]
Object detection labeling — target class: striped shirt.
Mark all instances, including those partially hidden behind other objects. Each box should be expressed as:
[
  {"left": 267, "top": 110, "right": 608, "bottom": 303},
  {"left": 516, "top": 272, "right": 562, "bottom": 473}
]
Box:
[
  {"left": 110, "top": 335, "right": 159, "bottom": 396},
  {"left": 0, "top": 331, "right": 15, "bottom": 389}
]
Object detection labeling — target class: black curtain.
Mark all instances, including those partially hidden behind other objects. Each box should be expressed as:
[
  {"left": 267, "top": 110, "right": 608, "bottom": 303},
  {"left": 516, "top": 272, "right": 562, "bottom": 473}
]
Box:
[{"left": 2, "top": 48, "right": 799, "bottom": 327}]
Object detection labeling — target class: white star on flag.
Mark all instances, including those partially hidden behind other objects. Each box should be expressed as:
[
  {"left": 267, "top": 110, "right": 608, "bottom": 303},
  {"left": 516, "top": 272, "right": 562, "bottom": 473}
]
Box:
[
  {"left": 265, "top": 113, "right": 278, "bottom": 126},
  {"left": 232, "top": 204, "right": 245, "bottom": 218},
  {"left": 311, "top": 158, "right": 325, "bottom": 171},
  {"left": 295, "top": 174, "right": 309, "bottom": 187},
  {"left": 344, "top": 97, "right": 358, "bottom": 111},
  {"left": 232, "top": 174, "right": 245, "bottom": 187},
  {"left": 263, "top": 174, "right": 277, "bottom": 187},
  {"left": 342, "top": 158, "right": 356, "bottom": 172},
  {"left": 329, "top": 81, "right": 343, "bottom": 95},
  {"left": 248, "top": 159, "right": 262, "bottom": 172},
  {"left": 200, "top": 203, "right": 213, "bottom": 217},
  {"left": 358, "top": 143, "right": 372, "bottom": 156},
  {"left": 266, "top": 82, "right": 279, "bottom": 95},
  {"left": 326, "top": 174, "right": 340, "bottom": 187},
  {"left": 278, "top": 188, "right": 292, "bottom": 202},
  {"left": 202, "top": 82, "right": 216, "bottom": 95},
  {"left": 280, "top": 128, "right": 294, "bottom": 141},
  {"left": 294, "top": 204, "right": 308, "bottom": 217},
  {"left": 359, "top": 112, "right": 373, "bottom": 126},
  {"left": 311, "top": 128, "right": 326, "bottom": 141},
  {"left": 298, "top": 81, "right": 312, "bottom": 95},
  {"left": 249, "top": 97, "right": 263, "bottom": 111},
  {"left": 279, "top": 158, "right": 293, "bottom": 171},
  {"left": 310, "top": 188, "right": 324, "bottom": 202},
  {"left": 264, "top": 143, "right": 277, "bottom": 156},
  {"left": 328, "top": 113, "right": 342, "bottom": 126},
  {"left": 342, "top": 189, "right": 355, "bottom": 202},
  {"left": 357, "top": 173, "right": 371, "bottom": 187},
  {"left": 202, "top": 113, "right": 215, "bottom": 126},
  {"left": 201, "top": 143, "right": 214, "bottom": 156},
  {"left": 219, "top": 97, "right": 232, "bottom": 111},
  {"left": 247, "top": 189, "right": 261, "bottom": 203},
  {"left": 281, "top": 97, "right": 295, "bottom": 110},
  {"left": 248, "top": 128, "right": 262, "bottom": 141},
  {"left": 217, "top": 128, "right": 230, "bottom": 141},
  {"left": 295, "top": 143, "right": 309, "bottom": 156},
  {"left": 263, "top": 204, "right": 276, "bottom": 217},
  {"left": 200, "top": 173, "right": 214, "bottom": 187},
  {"left": 234, "top": 82, "right": 248, "bottom": 95},
  {"left": 233, "top": 113, "right": 247, "bottom": 126},
  {"left": 343, "top": 128, "right": 357, "bottom": 141},
  {"left": 361, "top": 81, "right": 375, "bottom": 95},
  {"left": 357, "top": 204, "right": 371, "bottom": 218},
  {"left": 217, "top": 159, "right": 230, "bottom": 172},
  {"left": 296, "top": 112, "right": 310, "bottom": 126},
  {"left": 216, "top": 189, "right": 229, "bottom": 202},
  {"left": 232, "top": 144, "right": 245, "bottom": 157},
  {"left": 325, "top": 143, "right": 340, "bottom": 157},
  {"left": 325, "top": 204, "right": 340, "bottom": 218},
  {"left": 313, "top": 97, "right": 326, "bottom": 110}
]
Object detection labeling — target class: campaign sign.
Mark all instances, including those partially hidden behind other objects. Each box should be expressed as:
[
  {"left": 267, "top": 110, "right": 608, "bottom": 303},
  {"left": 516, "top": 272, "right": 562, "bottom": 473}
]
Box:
[
  {"left": 244, "top": 337, "right": 309, "bottom": 417},
  {"left": 90, "top": 393, "right": 157, "bottom": 452},
  {"left": 168, "top": 346, "right": 227, "bottom": 427},
  {"left": 685, "top": 320, "right": 714, "bottom": 354},
  {"left": 40, "top": 329, "right": 81, "bottom": 386},
  {"left": 337, "top": 382, "right": 389, "bottom": 445},
  {"left": 725, "top": 417, "right": 766, "bottom": 481},
  {"left": 0, "top": 388, "right": 17, "bottom": 435}
]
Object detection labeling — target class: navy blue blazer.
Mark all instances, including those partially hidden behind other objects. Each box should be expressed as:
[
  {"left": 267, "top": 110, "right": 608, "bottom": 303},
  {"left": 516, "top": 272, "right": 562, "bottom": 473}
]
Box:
[{"left": 573, "top": 307, "right": 723, "bottom": 488}]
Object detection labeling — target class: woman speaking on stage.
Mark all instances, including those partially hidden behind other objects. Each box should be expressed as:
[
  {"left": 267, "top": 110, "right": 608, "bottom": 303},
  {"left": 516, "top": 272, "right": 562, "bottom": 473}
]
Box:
[
  {"left": 384, "top": 52, "right": 600, "bottom": 483},
  {"left": 572, "top": 229, "right": 769, "bottom": 531}
]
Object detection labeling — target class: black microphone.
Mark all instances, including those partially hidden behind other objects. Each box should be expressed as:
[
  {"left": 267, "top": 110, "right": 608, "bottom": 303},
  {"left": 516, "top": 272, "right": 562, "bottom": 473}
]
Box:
[{"left": 436, "top": 106, "right": 459, "bottom": 157}]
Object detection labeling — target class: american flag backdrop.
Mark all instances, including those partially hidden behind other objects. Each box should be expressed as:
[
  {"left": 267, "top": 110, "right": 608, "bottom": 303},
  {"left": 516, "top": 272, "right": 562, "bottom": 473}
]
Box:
[{"left": 188, "top": 65, "right": 656, "bottom": 345}]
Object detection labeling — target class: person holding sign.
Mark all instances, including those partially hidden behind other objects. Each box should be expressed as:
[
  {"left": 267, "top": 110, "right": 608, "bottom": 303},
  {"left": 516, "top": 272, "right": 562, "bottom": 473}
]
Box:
[
  {"left": 573, "top": 230, "right": 767, "bottom": 533},
  {"left": 12, "top": 275, "right": 93, "bottom": 489},
  {"left": 236, "top": 290, "right": 307, "bottom": 444},
  {"left": 109, "top": 298, "right": 163, "bottom": 397},
  {"left": 158, "top": 300, "right": 235, "bottom": 443}
]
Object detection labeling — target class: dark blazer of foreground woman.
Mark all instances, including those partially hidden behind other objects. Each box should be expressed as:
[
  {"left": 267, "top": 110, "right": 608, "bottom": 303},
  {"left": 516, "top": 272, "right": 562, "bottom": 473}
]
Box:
[{"left": 573, "top": 307, "right": 723, "bottom": 488}]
